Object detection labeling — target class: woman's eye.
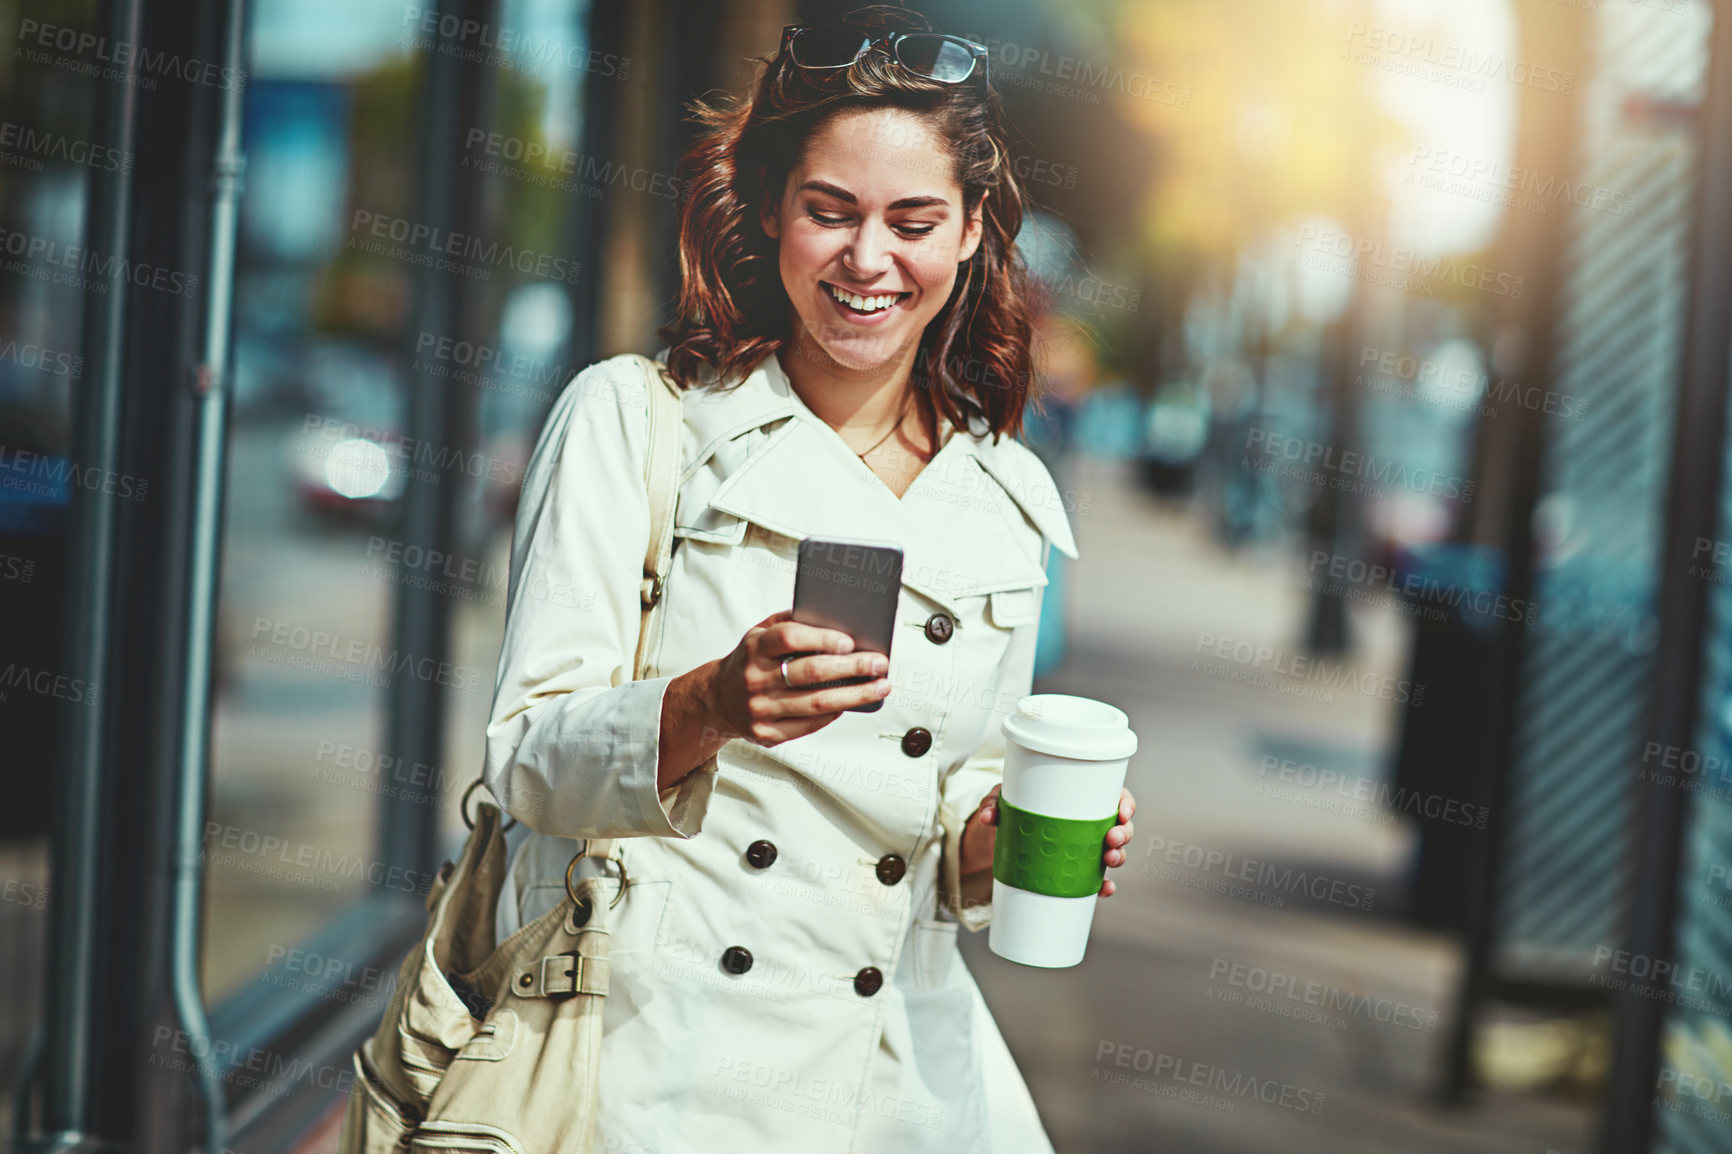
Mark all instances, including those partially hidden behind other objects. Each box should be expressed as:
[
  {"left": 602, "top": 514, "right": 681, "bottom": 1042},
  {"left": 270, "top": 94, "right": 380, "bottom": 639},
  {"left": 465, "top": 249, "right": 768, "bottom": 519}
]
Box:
[
  {"left": 896, "top": 224, "right": 937, "bottom": 238},
  {"left": 808, "top": 210, "right": 848, "bottom": 226}
]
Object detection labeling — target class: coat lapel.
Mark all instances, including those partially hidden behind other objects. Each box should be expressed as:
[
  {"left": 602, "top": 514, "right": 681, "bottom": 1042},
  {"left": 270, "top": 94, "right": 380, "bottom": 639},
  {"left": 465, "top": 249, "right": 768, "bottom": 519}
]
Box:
[{"left": 678, "top": 351, "right": 1068, "bottom": 615}]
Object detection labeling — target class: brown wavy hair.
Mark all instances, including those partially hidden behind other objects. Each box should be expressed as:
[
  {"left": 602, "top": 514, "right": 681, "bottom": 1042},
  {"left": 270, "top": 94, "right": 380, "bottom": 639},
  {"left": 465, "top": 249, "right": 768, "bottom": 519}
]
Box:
[{"left": 660, "top": 6, "right": 1034, "bottom": 442}]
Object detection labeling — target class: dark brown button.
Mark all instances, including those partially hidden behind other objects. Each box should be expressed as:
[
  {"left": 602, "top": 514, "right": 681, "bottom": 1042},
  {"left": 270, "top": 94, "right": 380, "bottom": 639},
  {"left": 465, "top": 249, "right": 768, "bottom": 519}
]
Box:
[
  {"left": 924, "top": 613, "right": 955, "bottom": 644},
  {"left": 854, "top": 967, "right": 884, "bottom": 997},
  {"left": 900, "top": 727, "right": 933, "bottom": 758},
  {"left": 745, "top": 839, "right": 778, "bottom": 869},
  {"left": 875, "top": 854, "right": 907, "bottom": 885},
  {"left": 721, "top": 946, "right": 753, "bottom": 975}
]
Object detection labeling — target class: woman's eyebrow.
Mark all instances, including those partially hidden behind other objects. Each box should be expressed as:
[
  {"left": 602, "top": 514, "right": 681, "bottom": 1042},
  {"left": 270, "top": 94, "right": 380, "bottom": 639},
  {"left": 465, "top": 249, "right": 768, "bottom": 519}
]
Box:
[{"left": 798, "top": 179, "right": 950, "bottom": 211}]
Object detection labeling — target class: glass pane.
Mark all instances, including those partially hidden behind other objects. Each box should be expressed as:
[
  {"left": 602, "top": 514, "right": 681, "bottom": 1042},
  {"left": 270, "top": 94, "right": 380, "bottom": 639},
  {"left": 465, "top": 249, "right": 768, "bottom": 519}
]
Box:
[
  {"left": 0, "top": 0, "right": 101, "bottom": 1134},
  {"left": 202, "top": 2, "right": 426, "bottom": 1003},
  {"left": 204, "top": 0, "right": 593, "bottom": 1005}
]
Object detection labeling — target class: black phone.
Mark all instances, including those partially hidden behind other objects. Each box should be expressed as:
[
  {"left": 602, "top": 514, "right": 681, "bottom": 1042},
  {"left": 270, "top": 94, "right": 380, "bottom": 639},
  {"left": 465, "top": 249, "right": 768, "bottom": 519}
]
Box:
[{"left": 790, "top": 537, "right": 904, "bottom": 713}]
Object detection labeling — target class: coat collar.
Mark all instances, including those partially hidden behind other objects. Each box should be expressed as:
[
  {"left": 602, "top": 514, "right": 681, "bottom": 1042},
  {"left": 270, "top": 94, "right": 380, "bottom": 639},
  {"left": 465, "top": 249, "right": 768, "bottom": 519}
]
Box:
[{"left": 673, "top": 350, "right": 1079, "bottom": 614}]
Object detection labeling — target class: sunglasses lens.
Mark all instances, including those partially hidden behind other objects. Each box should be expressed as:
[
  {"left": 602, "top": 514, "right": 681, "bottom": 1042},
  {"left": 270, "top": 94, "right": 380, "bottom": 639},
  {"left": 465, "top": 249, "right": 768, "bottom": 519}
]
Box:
[
  {"left": 895, "top": 35, "right": 978, "bottom": 82},
  {"left": 789, "top": 27, "right": 869, "bottom": 69}
]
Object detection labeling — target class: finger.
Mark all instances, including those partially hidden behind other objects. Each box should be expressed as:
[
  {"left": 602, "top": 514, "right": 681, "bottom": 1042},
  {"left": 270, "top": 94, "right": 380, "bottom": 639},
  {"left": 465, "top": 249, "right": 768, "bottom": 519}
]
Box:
[
  {"left": 977, "top": 784, "right": 1002, "bottom": 826},
  {"left": 752, "top": 610, "right": 793, "bottom": 629},
  {"left": 761, "top": 621, "right": 855, "bottom": 658},
  {"left": 1103, "top": 846, "right": 1126, "bottom": 868},
  {"left": 1120, "top": 789, "right": 1136, "bottom": 822},
  {"left": 774, "top": 679, "right": 891, "bottom": 716},
  {"left": 785, "top": 652, "right": 888, "bottom": 688},
  {"left": 1100, "top": 878, "right": 1116, "bottom": 898}
]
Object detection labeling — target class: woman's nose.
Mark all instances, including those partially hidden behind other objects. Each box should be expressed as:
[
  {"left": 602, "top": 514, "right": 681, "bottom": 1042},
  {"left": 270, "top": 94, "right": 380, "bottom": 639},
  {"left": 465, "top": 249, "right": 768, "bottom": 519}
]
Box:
[{"left": 842, "top": 222, "right": 896, "bottom": 279}]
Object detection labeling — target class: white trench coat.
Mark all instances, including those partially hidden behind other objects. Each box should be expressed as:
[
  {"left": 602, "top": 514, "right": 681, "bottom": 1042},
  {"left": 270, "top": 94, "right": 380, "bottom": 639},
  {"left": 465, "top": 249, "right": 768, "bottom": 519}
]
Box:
[{"left": 482, "top": 350, "right": 1079, "bottom": 1154}]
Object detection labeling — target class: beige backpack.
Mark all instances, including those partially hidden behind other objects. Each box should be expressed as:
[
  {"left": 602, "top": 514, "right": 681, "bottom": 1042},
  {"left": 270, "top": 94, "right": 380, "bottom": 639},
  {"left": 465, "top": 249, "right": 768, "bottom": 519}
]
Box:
[{"left": 339, "top": 354, "right": 684, "bottom": 1153}]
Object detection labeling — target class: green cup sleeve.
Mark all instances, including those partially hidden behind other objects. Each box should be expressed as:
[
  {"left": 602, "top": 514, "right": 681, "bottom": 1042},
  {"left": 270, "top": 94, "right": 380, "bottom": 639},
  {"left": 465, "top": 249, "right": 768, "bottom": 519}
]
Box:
[{"left": 991, "top": 796, "right": 1116, "bottom": 899}]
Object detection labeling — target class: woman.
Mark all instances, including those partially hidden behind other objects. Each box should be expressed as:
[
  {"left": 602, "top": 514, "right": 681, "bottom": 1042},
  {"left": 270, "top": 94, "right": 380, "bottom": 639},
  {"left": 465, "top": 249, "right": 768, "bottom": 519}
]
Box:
[{"left": 483, "top": 11, "right": 1136, "bottom": 1152}]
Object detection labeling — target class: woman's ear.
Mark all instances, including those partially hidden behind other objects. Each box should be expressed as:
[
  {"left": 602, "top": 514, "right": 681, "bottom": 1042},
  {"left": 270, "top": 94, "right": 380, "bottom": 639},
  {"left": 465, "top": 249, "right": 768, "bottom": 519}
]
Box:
[
  {"left": 758, "top": 170, "right": 782, "bottom": 240},
  {"left": 957, "top": 202, "right": 984, "bottom": 264}
]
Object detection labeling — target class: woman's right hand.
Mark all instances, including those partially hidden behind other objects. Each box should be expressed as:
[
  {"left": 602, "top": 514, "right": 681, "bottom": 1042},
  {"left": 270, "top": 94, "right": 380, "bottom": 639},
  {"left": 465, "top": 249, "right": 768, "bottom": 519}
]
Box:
[
  {"left": 658, "top": 611, "right": 890, "bottom": 787},
  {"left": 707, "top": 610, "right": 890, "bottom": 745}
]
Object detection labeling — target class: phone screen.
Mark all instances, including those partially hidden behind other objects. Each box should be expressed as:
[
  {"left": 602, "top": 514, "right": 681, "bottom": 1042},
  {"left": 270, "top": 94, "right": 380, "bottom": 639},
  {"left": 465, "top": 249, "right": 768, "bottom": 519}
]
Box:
[{"left": 790, "top": 537, "right": 904, "bottom": 713}]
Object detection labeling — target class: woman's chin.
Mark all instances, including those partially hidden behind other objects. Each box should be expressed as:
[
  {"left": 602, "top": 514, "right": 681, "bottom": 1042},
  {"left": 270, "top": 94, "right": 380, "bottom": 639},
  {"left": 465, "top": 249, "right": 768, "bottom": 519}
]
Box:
[{"left": 798, "top": 326, "right": 909, "bottom": 375}]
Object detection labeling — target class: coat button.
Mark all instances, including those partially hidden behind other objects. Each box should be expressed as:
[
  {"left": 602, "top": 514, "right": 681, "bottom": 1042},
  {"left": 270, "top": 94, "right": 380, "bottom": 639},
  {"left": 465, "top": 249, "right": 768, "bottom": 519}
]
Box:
[
  {"left": 924, "top": 613, "right": 954, "bottom": 644},
  {"left": 875, "top": 854, "right": 907, "bottom": 885},
  {"left": 721, "top": 946, "right": 754, "bottom": 975},
  {"left": 854, "top": 967, "right": 884, "bottom": 997},
  {"left": 900, "top": 727, "right": 933, "bottom": 758},
  {"left": 745, "top": 839, "right": 778, "bottom": 869}
]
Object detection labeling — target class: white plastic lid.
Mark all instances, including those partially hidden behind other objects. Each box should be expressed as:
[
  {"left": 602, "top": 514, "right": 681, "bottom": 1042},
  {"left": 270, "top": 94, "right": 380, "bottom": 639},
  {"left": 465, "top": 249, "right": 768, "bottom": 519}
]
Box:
[{"left": 1001, "top": 694, "right": 1138, "bottom": 762}]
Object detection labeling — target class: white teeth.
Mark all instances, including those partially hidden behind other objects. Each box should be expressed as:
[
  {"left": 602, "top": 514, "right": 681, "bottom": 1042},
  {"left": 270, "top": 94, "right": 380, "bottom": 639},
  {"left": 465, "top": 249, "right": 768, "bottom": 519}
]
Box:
[{"left": 827, "top": 283, "right": 902, "bottom": 312}]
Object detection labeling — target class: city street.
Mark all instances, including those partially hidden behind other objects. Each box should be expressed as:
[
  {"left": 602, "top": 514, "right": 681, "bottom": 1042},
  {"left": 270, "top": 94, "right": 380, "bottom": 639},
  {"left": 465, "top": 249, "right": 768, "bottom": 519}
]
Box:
[{"left": 963, "top": 456, "right": 1592, "bottom": 1154}]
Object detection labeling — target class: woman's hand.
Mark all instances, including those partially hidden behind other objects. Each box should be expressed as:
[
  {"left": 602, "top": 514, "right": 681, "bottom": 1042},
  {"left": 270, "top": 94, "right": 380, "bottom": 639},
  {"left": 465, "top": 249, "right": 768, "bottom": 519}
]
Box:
[
  {"left": 958, "top": 785, "right": 1137, "bottom": 897},
  {"left": 658, "top": 610, "right": 889, "bottom": 788}
]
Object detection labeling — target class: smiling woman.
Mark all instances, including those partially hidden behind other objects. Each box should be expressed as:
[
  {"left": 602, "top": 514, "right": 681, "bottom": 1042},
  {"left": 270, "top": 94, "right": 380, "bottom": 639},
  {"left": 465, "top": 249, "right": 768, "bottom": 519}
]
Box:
[{"left": 342, "top": 6, "right": 1131, "bottom": 1154}]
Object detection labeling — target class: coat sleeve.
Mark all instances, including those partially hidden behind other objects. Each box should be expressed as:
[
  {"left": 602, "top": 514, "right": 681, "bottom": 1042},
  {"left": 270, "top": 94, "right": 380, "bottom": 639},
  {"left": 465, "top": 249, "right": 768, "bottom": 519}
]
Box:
[
  {"left": 481, "top": 357, "right": 719, "bottom": 840},
  {"left": 934, "top": 552, "right": 1048, "bottom": 933}
]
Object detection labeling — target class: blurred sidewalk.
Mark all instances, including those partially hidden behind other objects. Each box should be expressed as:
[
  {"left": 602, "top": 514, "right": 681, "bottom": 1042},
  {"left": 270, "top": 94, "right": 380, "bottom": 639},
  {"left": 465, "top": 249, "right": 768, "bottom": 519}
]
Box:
[{"left": 961, "top": 458, "right": 1593, "bottom": 1154}]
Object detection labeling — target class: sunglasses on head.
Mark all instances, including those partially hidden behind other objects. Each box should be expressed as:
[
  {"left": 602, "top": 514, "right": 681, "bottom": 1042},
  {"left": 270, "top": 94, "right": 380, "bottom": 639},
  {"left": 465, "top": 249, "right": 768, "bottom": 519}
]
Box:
[{"left": 778, "top": 24, "right": 990, "bottom": 86}]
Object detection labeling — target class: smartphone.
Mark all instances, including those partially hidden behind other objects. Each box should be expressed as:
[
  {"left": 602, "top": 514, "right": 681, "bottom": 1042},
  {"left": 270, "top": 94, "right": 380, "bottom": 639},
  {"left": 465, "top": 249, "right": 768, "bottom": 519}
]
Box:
[{"left": 790, "top": 537, "right": 904, "bottom": 713}]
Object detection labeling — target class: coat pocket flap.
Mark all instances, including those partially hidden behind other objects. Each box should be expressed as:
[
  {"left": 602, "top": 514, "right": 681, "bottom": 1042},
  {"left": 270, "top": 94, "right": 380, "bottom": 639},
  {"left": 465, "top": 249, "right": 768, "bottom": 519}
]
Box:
[{"left": 987, "top": 587, "right": 1040, "bottom": 628}]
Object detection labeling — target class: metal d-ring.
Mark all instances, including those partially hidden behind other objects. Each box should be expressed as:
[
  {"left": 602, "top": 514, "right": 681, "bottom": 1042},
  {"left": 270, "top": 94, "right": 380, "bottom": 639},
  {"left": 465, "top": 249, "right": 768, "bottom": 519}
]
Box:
[
  {"left": 564, "top": 848, "right": 631, "bottom": 914},
  {"left": 460, "top": 779, "right": 518, "bottom": 833}
]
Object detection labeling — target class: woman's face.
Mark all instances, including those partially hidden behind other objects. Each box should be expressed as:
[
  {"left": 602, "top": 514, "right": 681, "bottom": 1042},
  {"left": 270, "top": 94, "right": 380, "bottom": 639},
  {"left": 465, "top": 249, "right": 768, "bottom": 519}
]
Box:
[{"left": 761, "top": 107, "right": 984, "bottom": 374}]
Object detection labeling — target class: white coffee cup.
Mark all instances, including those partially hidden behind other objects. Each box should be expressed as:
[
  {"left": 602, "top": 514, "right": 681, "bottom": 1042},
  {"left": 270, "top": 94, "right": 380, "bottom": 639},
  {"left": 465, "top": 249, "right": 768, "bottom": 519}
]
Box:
[{"left": 988, "top": 694, "right": 1137, "bottom": 968}]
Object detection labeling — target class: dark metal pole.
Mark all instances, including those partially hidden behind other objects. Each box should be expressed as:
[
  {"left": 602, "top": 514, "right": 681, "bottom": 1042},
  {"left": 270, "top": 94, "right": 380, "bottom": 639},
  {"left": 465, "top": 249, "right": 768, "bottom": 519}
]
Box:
[
  {"left": 1599, "top": 1, "right": 1732, "bottom": 1147},
  {"left": 379, "top": 0, "right": 500, "bottom": 879},
  {"left": 32, "top": 0, "right": 143, "bottom": 1135}
]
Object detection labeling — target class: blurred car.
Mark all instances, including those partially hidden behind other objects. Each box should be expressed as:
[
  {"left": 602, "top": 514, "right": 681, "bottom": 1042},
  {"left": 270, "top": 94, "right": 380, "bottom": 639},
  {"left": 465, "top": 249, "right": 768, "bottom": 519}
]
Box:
[{"left": 284, "top": 341, "right": 408, "bottom": 525}]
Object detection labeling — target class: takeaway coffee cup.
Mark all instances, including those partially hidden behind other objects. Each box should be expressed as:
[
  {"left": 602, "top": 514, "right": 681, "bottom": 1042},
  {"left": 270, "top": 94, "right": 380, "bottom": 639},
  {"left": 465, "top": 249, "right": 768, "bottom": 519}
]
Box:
[{"left": 989, "top": 694, "right": 1138, "bottom": 968}]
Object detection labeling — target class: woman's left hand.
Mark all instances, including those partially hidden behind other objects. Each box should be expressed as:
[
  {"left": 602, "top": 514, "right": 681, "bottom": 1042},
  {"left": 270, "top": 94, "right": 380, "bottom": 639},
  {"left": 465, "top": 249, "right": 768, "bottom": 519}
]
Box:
[{"left": 959, "top": 785, "right": 1136, "bottom": 897}]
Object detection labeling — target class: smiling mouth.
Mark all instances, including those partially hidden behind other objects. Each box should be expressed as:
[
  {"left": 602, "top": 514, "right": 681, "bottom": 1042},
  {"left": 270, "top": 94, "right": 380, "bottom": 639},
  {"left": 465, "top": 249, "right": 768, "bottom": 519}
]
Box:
[{"left": 824, "top": 281, "right": 911, "bottom": 315}]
